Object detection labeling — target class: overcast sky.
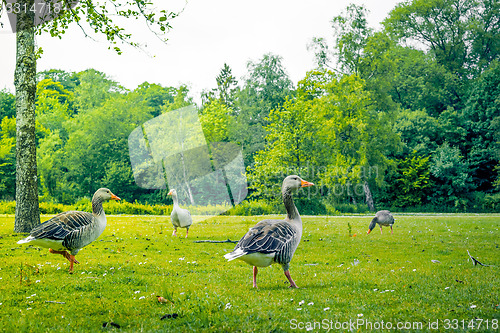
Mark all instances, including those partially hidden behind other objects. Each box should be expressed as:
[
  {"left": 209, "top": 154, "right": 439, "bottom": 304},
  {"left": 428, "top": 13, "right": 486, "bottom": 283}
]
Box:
[{"left": 0, "top": 0, "right": 401, "bottom": 101}]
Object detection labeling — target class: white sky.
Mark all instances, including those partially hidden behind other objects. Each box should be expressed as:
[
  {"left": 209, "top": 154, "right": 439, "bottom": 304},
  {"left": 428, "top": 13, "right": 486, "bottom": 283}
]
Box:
[{"left": 0, "top": 0, "right": 401, "bottom": 102}]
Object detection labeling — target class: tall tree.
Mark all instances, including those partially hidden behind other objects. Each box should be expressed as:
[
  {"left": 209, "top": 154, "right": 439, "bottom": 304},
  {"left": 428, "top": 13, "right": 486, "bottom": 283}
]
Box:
[
  {"left": 13, "top": 0, "right": 39, "bottom": 232},
  {"left": 233, "top": 53, "right": 294, "bottom": 166},
  {"left": 383, "top": 0, "right": 500, "bottom": 78},
  {"left": 0, "top": 0, "right": 178, "bottom": 232}
]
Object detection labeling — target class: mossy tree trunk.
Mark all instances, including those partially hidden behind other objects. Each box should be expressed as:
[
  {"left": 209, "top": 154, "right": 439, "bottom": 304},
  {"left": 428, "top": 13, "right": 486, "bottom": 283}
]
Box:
[
  {"left": 364, "top": 181, "right": 375, "bottom": 212},
  {"left": 14, "top": 0, "right": 40, "bottom": 233}
]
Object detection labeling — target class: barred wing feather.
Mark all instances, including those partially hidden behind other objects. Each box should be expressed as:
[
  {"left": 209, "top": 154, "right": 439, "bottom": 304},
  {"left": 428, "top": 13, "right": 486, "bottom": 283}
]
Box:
[
  {"left": 236, "top": 220, "right": 297, "bottom": 255},
  {"left": 30, "top": 211, "right": 94, "bottom": 240}
]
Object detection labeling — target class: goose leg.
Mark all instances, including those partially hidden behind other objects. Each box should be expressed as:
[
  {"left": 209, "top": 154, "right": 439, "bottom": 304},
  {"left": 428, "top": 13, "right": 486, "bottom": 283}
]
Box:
[
  {"left": 172, "top": 228, "right": 177, "bottom": 236},
  {"left": 68, "top": 255, "right": 78, "bottom": 273},
  {"left": 185, "top": 228, "right": 189, "bottom": 238},
  {"left": 380, "top": 226, "right": 383, "bottom": 234},
  {"left": 284, "top": 270, "right": 298, "bottom": 288},
  {"left": 391, "top": 226, "right": 393, "bottom": 234},
  {"left": 253, "top": 266, "right": 258, "bottom": 288},
  {"left": 49, "top": 249, "right": 80, "bottom": 270}
]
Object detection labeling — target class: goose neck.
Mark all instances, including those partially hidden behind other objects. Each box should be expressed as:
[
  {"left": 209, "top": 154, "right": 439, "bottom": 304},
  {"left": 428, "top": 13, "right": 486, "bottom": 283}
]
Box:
[
  {"left": 171, "top": 193, "right": 179, "bottom": 207},
  {"left": 92, "top": 195, "right": 105, "bottom": 216},
  {"left": 282, "top": 187, "right": 300, "bottom": 222}
]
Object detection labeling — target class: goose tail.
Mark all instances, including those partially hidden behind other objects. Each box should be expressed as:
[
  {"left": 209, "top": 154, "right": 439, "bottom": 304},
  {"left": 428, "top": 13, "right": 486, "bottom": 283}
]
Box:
[
  {"left": 17, "top": 236, "right": 35, "bottom": 244},
  {"left": 224, "top": 248, "right": 247, "bottom": 261}
]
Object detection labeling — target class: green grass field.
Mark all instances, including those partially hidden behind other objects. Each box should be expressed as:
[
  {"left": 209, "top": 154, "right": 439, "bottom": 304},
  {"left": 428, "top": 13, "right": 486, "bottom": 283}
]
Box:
[{"left": 0, "top": 213, "right": 499, "bottom": 332}]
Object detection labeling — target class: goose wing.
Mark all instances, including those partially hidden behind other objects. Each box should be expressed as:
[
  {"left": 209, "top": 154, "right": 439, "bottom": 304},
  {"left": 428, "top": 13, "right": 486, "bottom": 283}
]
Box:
[
  {"left": 30, "top": 211, "right": 94, "bottom": 240},
  {"left": 235, "top": 219, "right": 297, "bottom": 255}
]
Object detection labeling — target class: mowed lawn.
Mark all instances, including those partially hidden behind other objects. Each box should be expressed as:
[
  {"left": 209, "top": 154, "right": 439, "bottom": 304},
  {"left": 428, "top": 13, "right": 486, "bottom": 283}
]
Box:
[{"left": 0, "top": 213, "right": 499, "bottom": 332}]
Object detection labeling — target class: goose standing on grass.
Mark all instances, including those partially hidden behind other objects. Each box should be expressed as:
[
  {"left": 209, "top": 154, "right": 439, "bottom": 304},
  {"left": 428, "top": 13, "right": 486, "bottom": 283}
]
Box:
[
  {"left": 17, "top": 188, "right": 120, "bottom": 273},
  {"left": 367, "top": 210, "right": 395, "bottom": 234},
  {"left": 168, "top": 189, "right": 192, "bottom": 238},
  {"left": 224, "top": 175, "right": 314, "bottom": 288}
]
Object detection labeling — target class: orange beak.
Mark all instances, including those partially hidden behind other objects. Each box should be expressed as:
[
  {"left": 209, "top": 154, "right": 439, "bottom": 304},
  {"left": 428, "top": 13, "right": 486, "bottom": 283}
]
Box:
[
  {"left": 110, "top": 193, "right": 121, "bottom": 201},
  {"left": 367, "top": 229, "right": 371, "bottom": 234},
  {"left": 300, "top": 179, "right": 314, "bottom": 187},
  {"left": 167, "top": 190, "right": 173, "bottom": 196}
]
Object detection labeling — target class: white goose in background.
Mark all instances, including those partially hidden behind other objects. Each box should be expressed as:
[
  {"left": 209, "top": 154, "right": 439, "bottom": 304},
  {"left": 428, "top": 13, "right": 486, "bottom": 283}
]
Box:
[
  {"left": 17, "top": 188, "right": 120, "bottom": 273},
  {"left": 168, "top": 189, "right": 192, "bottom": 238},
  {"left": 224, "top": 175, "right": 314, "bottom": 288},
  {"left": 367, "top": 210, "right": 395, "bottom": 234}
]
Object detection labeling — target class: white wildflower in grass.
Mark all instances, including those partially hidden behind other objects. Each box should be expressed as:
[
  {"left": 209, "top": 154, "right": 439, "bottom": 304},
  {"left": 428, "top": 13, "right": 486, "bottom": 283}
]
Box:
[
  {"left": 306, "top": 326, "right": 313, "bottom": 331},
  {"left": 35, "top": 280, "right": 40, "bottom": 283},
  {"left": 297, "top": 308, "right": 302, "bottom": 311},
  {"left": 358, "top": 314, "right": 363, "bottom": 317},
  {"left": 103, "top": 273, "right": 107, "bottom": 277},
  {"left": 225, "top": 303, "right": 231, "bottom": 310},
  {"left": 299, "top": 300, "right": 305, "bottom": 306},
  {"left": 445, "top": 287, "right": 450, "bottom": 290},
  {"left": 373, "top": 289, "right": 378, "bottom": 291},
  {"left": 110, "top": 267, "right": 114, "bottom": 270},
  {"left": 134, "top": 291, "right": 140, "bottom": 294},
  {"left": 413, "top": 269, "right": 417, "bottom": 272},
  {"left": 179, "top": 257, "right": 185, "bottom": 261},
  {"left": 470, "top": 305, "right": 477, "bottom": 309},
  {"left": 139, "top": 296, "right": 145, "bottom": 300},
  {"left": 308, "top": 302, "right": 314, "bottom": 306},
  {"left": 324, "top": 307, "right": 330, "bottom": 311}
]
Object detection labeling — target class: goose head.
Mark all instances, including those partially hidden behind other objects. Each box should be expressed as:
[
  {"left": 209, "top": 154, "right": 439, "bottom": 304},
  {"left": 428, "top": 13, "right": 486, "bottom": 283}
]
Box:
[
  {"left": 367, "top": 217, "right": 377, "bottom": 234},
  {"left": 167, "top": 189, "right": 177, "bottom": 196},
  {"left": 282, "top": 175, "right": 314, "bottom": 192},
  {"left": 94, "top": 188, "right": 121, "bottom": 201}
]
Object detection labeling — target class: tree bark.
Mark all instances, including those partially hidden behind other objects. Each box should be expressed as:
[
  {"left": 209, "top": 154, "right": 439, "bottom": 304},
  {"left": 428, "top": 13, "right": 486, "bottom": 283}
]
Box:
[
  {"left": 364, "top": 181, "right": 375, "bottom": 212},
  {"left": 14, "top": 0, "right": 40, "bottom": 233}
]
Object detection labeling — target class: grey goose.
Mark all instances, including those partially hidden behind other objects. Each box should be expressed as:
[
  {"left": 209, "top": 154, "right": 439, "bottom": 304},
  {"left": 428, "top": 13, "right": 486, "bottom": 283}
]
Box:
[
  {"left": 17, "top": 188, "right": 120, "bottom": 273},
  {"left": 224, "top": 175, "right": 314, "bottom": 288}
]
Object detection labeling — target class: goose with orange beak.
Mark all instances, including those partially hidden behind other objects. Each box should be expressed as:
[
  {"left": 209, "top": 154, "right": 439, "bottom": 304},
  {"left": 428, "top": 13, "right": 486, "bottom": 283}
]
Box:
[
  {"left": 224, "top": 175, "right": 314, "bottom": 288},
  {"left": 17, "top": 188, "right": 120, "bottom": 273}
]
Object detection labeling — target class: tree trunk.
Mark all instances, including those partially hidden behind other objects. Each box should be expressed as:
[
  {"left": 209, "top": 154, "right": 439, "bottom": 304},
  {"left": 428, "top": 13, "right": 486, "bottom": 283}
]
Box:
[
  {"left": 14, "top": 0, "right": 40, "bottom": 233},
  {"left": 364, "top": 181, "right": 375, "bottom": 212}
]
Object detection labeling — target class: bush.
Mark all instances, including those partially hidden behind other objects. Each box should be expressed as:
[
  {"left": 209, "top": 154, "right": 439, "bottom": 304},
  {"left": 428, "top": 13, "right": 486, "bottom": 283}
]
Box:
[
  {"left": 482, "top": 192, "right": 500, "bottom": 212},
  {"left": 0, "top": 201, "right": 15, "bottom": 214},
  {"left": 325, "top": 203, "right": 370, "bottom": 215},
  {"left": 225, "top": 200, "right": 276, "bottom": 216}
]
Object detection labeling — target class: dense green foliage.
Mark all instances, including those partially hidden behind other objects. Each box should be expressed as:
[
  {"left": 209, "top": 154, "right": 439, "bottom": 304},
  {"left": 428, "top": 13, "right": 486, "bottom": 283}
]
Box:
[
  {"left": 0, "top": 0, "right": 499, "bottom": 212},
  {"left": 0, "top": 214, "right": 499, "bottom": 331}
]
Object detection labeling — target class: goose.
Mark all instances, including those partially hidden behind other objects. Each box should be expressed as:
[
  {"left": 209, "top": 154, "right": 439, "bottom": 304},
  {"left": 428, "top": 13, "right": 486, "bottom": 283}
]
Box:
[
  {"left": 224, "top": 175, "right": 314, "bottom": 288},
  {"left": 367, "top": 210, "right": 395, "bottom": 234},
  {"left": 17, "top": 188, "right": 120, "bottom": 273},
  {"left": 168, "top": 189, "right": 192, "bottom": 238}
]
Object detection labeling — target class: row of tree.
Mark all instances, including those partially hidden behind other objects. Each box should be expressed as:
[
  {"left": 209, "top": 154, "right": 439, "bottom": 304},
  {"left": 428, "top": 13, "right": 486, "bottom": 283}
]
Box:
[{"left": 1, "top": 0, "right": 499, "bottom": 213}]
